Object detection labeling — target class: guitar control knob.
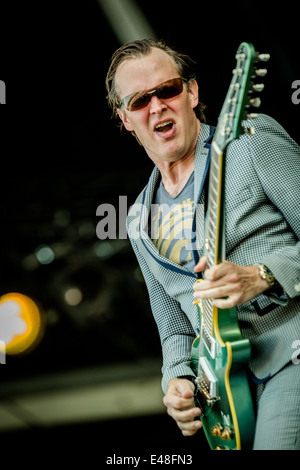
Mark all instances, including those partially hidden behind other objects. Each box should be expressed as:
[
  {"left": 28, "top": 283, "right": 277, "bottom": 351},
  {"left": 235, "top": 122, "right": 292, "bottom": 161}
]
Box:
[
  {"left": 221, "top": 427, "right": 233, "bottom": 440},
  {"left": 211, "top": 424, "right": 223, "bottom": 437}
]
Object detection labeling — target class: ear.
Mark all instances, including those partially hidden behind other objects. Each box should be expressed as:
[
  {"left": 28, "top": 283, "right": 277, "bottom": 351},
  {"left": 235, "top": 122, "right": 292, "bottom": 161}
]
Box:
[
  {"left": 188, "top": 79, "right": 199, "bottom": 110},
  {"left": 117, "top": 108, "right": 134, "bottom": 132}
]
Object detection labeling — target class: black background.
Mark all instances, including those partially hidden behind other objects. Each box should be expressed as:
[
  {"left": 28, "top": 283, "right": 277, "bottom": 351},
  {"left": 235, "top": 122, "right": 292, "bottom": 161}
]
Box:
[{"left": 0, "top": 0, "right": 299, "bottom": 463}]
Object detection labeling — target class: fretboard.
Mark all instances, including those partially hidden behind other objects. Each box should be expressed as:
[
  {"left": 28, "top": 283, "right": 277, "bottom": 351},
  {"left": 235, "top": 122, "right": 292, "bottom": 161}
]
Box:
[{"left": 205, "top": 141, "right": 225, "bottom": 270}]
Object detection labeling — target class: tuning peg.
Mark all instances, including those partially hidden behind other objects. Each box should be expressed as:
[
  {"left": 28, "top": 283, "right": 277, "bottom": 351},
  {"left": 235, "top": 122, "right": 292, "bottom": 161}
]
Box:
[
  {"left": 255, "top": 68, "right": 268, "bottom": 77},
  {"left": 232, "top": 68, "right": 243, "bottom": 76},
  {"left": 235, "top": 53, "right": 246, "bottom": 60},
  {"left": 249, "top": 97, "right": 261, "bottom": 107},
  {"left": 258, "top": 53, "right": 270, "bottom": 62},
  {"left": 252, "top": 83, "right": 265, "bottom": 92},
  {"left": 244, "top": 126, "right": 255, "bottom": 135},
  {"left": 247, "top": 113, "right": 259, "bottom": 119}
]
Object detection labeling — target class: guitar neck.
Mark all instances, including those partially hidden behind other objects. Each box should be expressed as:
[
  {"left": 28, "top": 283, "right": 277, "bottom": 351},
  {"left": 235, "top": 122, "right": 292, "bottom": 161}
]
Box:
[
  {"left": 200, "top": 42, "right": 269, "bottom": 343},
  {"left": 204, "top": 141, "right": 225, "bottom": 270},
  {"left": 204, "top": 42, "right": 261, "bottom": 269}
]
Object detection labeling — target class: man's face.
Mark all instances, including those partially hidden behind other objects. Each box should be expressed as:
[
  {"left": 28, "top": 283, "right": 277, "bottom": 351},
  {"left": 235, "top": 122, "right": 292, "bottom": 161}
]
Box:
[{"left": 115, "top": 48, "right": 200, "bottom": 166}]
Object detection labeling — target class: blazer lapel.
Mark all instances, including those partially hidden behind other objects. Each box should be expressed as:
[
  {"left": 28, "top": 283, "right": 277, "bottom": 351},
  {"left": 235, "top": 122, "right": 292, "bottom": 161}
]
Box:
[
  {"left": 192, "top": 124, "right": 215, "bottom": 266},
  {"left": 194, "top": 123, "right": 215, "bottom": 204}
]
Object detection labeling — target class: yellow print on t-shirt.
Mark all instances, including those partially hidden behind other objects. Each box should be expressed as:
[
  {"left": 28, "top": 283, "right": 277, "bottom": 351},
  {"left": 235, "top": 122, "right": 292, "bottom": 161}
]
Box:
[{"left": 151, "top": 198, "right": 194, "bottom": 266}]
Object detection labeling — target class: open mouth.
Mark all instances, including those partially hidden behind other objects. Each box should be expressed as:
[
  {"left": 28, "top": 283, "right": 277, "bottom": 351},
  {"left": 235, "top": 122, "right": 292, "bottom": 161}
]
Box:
[{"left": 155, "top": 120, "right": 174, "bottom": 133}]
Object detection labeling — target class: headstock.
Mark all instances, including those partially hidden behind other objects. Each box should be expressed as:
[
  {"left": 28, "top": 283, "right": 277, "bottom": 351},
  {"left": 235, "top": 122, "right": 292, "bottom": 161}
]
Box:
[{"left": 215, "top": 42, "right": 270, "bottom": 149}]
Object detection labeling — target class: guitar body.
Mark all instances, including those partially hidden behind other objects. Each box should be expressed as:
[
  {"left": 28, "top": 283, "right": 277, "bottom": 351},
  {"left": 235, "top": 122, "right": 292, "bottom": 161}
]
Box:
[
  {"left": 190, "top": 42, "right": 270, "bottom": 450},
  {"left": 191, "top": 304, "right": 255, "bottom": 450}
]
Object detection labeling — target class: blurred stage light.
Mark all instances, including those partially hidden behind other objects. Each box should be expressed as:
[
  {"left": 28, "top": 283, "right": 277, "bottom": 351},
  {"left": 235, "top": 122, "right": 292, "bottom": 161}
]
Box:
[
  {"left": 0, "top": 292, "right": 45, "bottom": 355},
  {"left": 35, "top": 244, "right": 55, "bottom": 265},
  {"left": 64, "top": 287, "right": 83, "bottom": 306},
  {"left": 98, "top": 0, "right": 157, "bottom": 43},
  {"left": 93, "top": 240, "right": 114, "bottom": 259},
  {"left": 53, "top": 209, "right": 71, "bottom": 228}
]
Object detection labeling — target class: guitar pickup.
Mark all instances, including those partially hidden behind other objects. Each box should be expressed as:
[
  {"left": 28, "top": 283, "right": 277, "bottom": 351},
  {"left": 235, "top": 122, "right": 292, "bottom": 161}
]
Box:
[{"left": 195, "top": 357, "right": 220, "bottom": 407}]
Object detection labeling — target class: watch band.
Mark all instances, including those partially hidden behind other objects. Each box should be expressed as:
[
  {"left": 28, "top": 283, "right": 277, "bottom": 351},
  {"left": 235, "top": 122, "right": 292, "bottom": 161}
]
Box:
[{"left": 256, "top": 264, "right": 276, "bottom": 288}]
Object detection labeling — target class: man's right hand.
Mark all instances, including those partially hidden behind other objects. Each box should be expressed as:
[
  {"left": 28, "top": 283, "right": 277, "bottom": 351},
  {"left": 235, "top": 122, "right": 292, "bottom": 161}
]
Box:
[{"left": 163, "top": 377, "right": 203, "bottom": 436}]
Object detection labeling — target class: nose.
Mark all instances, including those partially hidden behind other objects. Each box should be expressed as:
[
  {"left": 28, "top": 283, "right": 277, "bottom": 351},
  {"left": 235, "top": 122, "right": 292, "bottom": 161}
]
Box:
[{"left": 149, "top": 95, "right": 167, "bottom": 114}]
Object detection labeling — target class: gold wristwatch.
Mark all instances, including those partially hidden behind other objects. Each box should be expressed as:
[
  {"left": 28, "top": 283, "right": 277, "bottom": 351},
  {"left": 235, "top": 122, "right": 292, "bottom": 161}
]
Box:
[{"left": 256, "top": 264, "right": 276, "bottom": 288}]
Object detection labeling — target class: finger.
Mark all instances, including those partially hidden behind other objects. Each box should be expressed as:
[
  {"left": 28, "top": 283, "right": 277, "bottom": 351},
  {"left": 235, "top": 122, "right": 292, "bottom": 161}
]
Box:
[
  {"left": 194, "top": 256, "right": 207, "bottom": 273},
  {"left": 213, "top": 296, "right": 240, "bottom": 309},
  {"left": 175, "top": 406, "right": 202, "bottom": 422},
  {"left": 194, "top": 283, "right": 238, "bottom": 300},
  {"left": 203, "top": 260, "right": 229, "bottom": 281},
  {"left": 204, "top": 260, "right": 238, "bottom": 281},
  {"left": 163, "top": 393, "right": 195, "bottom": 411},
  {"left": 181, "top": 389, "right": 194, "bottom": 399},
  {"left": 193, "top": 278, "right": 214, "bottom": 292},
  {"left": 179, "top": 418, "right": 203, "bottom": 436},
  {"left": 182, "top": 428, "right": 199, "bottom": 437}
]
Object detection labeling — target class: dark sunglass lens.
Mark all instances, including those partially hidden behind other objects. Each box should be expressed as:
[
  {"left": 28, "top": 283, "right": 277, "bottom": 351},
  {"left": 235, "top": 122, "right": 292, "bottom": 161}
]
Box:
[
  {"left": 129, "top": 92, "right": 149, "bottom": 111},
  {"left": 159, "top": 79, "right": 183, "bottom": 99}
]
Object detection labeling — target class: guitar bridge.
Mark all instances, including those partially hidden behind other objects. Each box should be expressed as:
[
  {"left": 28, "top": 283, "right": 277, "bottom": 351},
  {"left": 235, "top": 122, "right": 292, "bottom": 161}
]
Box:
[{"left": 195, "top": 357, "right": 220, "bottom": 407}]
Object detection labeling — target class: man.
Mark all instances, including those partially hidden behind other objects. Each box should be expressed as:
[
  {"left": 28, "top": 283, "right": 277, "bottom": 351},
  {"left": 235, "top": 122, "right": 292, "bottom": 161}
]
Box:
[{"left": 105, "top": 39, "right": 300, "bottom": 450}]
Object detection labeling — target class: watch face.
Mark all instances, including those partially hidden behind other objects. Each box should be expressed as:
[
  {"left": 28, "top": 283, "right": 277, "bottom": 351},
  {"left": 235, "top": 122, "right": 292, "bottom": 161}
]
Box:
[
  {"left": 264, "top": 266, "right": 273, "bottom": 275},
  {"left": 264, "top": 268, "right": 276, "bottom": 286},
  {"left": 258, "top": 264, "right": 275, "bottom": 286}
]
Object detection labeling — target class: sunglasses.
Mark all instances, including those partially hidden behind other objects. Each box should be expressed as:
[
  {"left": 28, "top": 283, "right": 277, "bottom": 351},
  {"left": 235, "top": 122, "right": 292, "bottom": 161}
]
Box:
[{"left": 120, "top": 77, "right": 187, "bottom": 112}]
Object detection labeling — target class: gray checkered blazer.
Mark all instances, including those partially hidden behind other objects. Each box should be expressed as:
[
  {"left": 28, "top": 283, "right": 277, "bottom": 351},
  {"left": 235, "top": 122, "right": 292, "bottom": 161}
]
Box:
[{"left": 127, "top": 114, "right": 300, "bottom": 393}]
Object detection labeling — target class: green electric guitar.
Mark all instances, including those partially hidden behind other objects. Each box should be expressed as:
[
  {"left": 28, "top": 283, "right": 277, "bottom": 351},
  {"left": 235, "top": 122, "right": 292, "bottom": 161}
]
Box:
[{"left": 191, "top": 42, "right": 270, "bottom": 450}]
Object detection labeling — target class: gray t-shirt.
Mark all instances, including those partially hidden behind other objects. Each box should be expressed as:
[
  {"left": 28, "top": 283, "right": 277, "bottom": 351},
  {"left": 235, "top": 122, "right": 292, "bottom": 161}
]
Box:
[{"left": 150, "top": 172, "right": 196, "bottom": 272}]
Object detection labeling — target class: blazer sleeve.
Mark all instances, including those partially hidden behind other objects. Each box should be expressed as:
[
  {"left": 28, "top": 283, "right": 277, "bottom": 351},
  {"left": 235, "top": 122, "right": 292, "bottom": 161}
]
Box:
[
  {"left": 246, "top": 114, "right": 300, "bottom": 299},
  {"left": 129, "top": 236, "right": 196, "bottom": 393}
]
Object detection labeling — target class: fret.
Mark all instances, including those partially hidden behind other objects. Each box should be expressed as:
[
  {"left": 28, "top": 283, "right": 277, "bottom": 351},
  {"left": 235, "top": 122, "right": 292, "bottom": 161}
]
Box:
[
  {"left": 208, "top": 199, "right": 218, "bottom": 215},
  {"left": 210, "top": 168, "right": 219, "bottom": 182},
  {"left": 210, "top": 155, "right": 220, "bottom": 168},
  {"left": 210, "top": 165, "right": 220, "bottom": 177},
  {"left": 210, "top": 183, "right": 219, "bottom": 199},
  {"left": 208, "top": 202, "right": 217, "bottom": 216},
  {"left": 209, "top": 194, "right": 218, "bottom": 207},
  {"left": 202, "top": 303, "right": 213, "bottom": 332},
  {"left": 206, "top": 236, "right": 215, "bottom": 254},
  {"left": 210, "top": 166, "right": 219, "bottom": 179},
  {"left": 206, "top": 249, "right": 215, "bottom": 268},
  {"left": 201, "top": 324, "right": 216, "bottom": 358},
  {"left": 208, "top": 214, "right": 217, "bottom": 229},
  {"left": 201, "top": 296, "right": 216, "bottom": 357},
  {"left": 211, "top": 170, "right": 220, "bottom": 186},
  {"left": 208, "top": 226, "right": 216, "bottom": 243},
  {"left": 209, "top": 206, "right": 218, "bottom": 220},
  {"left": 210, "top": 170, "right": 219, "bottom": 186}
]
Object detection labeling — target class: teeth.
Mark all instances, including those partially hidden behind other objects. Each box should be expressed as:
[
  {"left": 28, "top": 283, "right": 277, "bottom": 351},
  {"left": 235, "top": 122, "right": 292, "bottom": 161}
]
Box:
[{"left": 155, "top": 120, "right": 173, "bottom": 130}]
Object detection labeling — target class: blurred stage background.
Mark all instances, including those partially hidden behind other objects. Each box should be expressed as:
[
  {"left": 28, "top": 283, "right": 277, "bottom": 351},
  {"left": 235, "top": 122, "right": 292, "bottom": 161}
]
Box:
[{"left": 0, "top": 0, "right": 298, "bottom": 461}]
